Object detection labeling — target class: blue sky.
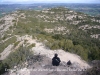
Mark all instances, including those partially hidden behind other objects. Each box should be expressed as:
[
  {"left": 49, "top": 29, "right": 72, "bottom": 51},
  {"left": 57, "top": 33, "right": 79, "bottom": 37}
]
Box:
[{"left": 0, "top": 0, "right": 100, "bottom": 4}]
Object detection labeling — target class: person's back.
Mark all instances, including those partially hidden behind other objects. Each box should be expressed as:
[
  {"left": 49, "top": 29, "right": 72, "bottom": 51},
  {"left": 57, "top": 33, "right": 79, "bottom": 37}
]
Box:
[{"left": 52, "top": 54, "right": 61, "bottom": 66}]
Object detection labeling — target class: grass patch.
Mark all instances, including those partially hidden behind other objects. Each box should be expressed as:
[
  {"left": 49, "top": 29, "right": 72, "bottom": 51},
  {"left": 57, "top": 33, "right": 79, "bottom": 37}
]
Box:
[
  {"left": 0, "top": 36, "right": 17, "bottom": 53},
  {"left": 14, "top": 41, "right": 20, "bottom": 47},
  {"left": 28, "top": 43, "right": 35, "bottom": 49}
]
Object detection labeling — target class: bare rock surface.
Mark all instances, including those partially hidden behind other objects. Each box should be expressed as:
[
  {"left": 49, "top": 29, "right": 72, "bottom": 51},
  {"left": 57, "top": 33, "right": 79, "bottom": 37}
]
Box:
[
  {"left": 0, "top": 44, "right": 14, "bottom": 60},
  {"left": 9, "top": 55, "right": 85, "bottom": 75}
]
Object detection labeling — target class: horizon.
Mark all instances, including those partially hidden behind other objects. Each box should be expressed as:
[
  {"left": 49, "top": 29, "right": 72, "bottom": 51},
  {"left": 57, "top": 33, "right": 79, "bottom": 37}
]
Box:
[
  {"left": 0, "top": 0, "right": 100, "bottom": 4},
  {"left": 0, "top": 3, "right": 100, "bottom": 4}
]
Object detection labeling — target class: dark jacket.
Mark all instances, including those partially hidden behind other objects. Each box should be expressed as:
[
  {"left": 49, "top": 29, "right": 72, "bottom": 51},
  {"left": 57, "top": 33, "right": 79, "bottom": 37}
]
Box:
[{"left": 52, "top": 56, "right": 61, "bottom": 66}]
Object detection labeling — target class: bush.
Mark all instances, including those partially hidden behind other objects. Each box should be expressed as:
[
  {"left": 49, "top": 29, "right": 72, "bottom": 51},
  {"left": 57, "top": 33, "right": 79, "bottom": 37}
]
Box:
[
  {"left": 28, "top": 43, "right": 35, "bottom": 49},
  {"left": 73, "top": 45, "right": 88, "bottom": 60},
  {"left": 0, "top": 61, "right": 9, "bottom": 74},
  {"left": 14, "top": 41, "right": 20, "bottom": 47},
  {"left": 3, "top": 46, "right": 34, "bottom": 68},
  {"left": 0, "top": 36, "right": 17, "bottom": 53},
  {"left": 52, "top": 34, "right": 65, "bottom": 40}
]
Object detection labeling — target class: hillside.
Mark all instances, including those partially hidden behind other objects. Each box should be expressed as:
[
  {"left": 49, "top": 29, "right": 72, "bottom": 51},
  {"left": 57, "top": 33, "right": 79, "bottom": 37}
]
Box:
[{"left": 0, "top": 7, "right": 100, "bottom": 75}]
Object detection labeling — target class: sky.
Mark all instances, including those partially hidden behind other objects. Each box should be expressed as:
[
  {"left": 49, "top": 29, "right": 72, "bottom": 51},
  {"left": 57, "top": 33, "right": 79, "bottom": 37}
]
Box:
[{"left": 0, "top": 0, "right": 100, "bottom": 4}]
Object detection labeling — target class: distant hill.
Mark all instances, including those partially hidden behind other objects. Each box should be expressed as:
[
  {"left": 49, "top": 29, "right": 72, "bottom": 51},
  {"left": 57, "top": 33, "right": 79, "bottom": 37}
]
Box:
[{"left": 0, "top": 3, "right": 100, "bottom": 18}]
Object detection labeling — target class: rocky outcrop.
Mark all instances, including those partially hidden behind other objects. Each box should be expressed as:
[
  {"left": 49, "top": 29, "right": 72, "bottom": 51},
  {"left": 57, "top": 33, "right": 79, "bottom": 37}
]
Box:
[{"left": 8, "top": 55, "right": 86, "bottom": 75}]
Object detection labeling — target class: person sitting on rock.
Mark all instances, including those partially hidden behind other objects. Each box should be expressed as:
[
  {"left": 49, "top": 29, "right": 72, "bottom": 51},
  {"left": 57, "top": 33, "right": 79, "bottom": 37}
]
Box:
[{"left": 52, "top": 53, "right": 61, "bottom": 66}]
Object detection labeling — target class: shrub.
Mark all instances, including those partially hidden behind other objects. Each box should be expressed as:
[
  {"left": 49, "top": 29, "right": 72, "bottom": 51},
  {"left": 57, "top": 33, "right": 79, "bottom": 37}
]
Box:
[
  {"left": 0, "top": 61, "right": 9, "bottom": 74},
  {"left": 28, "top": 43, "right": 35, "bottom": 49},
  {"left": 3, "top": 46, "right": 34, "bottom": 68},
  {"left": 14, "top": 41, "right": 20, "bottom": 47},
  {"left": 0, "top": 36, "right": 17, "bottom": 53}
]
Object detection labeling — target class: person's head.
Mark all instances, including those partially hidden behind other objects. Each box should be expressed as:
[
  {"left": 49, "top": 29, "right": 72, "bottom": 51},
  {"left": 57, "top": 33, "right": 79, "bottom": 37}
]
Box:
[{"left": 54, "top": 53, "right": 58, "bottom": 57}]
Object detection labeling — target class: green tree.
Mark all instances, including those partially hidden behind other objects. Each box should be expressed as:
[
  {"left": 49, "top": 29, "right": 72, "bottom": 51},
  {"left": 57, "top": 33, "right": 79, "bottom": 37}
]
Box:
[
  {"left": 74, "top": 45, "right": 88, "bottom": 60},
  {"left": 63, "top": 39, "right": 74, "bottom": 51}
]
